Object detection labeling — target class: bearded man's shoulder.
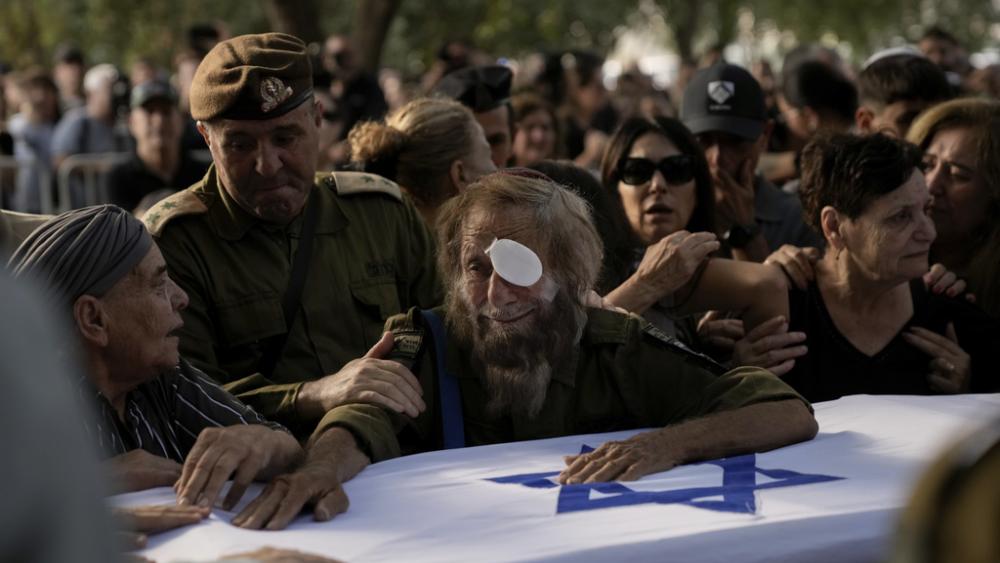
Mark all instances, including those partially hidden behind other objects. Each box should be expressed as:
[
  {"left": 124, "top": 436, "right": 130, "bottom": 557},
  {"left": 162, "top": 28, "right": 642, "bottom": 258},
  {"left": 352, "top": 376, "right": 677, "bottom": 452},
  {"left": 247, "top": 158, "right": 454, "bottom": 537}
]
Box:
[
  {"left": 581, "top": 307, "right": 725, "bottom": 374},
  {"left": 580, "top": 307, "right": 639, "bottom": 347},
  {"left": 385, "top": 306, "right": 444, "bottom": 331},
  {"left": 385, "top": 306, "right": 447, "bottom": 364}
]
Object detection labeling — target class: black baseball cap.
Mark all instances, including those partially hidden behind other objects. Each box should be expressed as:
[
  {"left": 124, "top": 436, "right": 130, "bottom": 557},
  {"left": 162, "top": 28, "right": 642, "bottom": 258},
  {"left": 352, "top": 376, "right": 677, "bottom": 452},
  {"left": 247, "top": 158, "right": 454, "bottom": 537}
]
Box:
[
  {"left": 681, "top": 63, "right": 767, "bottom": 140},
  {"left": 434, "top": 65, "right": 512, "bottom": 113},
  {"left": 130, "top": 79, "right": 178, "bottom": 109}
]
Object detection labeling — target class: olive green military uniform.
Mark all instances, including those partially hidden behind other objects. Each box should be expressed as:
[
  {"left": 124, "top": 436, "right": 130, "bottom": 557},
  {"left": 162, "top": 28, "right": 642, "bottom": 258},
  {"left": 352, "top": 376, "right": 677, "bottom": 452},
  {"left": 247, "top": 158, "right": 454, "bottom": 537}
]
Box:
[
  {"left": 313, "top": 306, "right": 810, "bottom": 463},
  {"left": 144, "top": 167, "right": 441, "bottom": 435},
  {"left": 1, "top": 210, "right": 50, "bottom": 260}
]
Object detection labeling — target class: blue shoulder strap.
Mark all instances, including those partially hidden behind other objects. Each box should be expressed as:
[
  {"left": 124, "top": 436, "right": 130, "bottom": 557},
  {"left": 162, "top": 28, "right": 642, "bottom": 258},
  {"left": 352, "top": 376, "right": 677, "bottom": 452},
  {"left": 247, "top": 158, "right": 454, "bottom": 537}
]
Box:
[{"left": 419, "top": 310, "right": 466, "bottom": 449}]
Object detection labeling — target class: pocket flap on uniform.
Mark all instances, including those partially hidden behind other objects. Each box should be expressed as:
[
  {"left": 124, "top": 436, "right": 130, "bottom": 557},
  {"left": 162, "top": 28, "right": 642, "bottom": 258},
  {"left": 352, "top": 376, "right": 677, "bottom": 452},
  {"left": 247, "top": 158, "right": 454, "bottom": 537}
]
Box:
[
  {"left": 350, "top": 278, "right": 402, "bottom": 320},
  {"left": 215, "top": 295, "right": 286, "bottom": 348}
]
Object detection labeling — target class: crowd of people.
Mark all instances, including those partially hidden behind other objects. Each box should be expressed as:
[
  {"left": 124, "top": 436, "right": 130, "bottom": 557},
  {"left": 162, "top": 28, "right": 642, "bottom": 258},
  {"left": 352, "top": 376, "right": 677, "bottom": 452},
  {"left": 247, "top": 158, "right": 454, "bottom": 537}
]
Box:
[{"left": 0, "top": 20, "right": 998, "bottom": 563}]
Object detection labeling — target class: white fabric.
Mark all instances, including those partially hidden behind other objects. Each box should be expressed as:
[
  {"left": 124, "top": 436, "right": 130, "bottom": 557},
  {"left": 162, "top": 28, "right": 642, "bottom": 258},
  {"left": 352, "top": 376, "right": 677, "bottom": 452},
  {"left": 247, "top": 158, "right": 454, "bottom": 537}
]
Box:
[
  {"left": 486, "top": 238, "right": 543, "bottom": 287},
  {"left": 118, "top": 394, "right": 1000, "bottom": 563}
]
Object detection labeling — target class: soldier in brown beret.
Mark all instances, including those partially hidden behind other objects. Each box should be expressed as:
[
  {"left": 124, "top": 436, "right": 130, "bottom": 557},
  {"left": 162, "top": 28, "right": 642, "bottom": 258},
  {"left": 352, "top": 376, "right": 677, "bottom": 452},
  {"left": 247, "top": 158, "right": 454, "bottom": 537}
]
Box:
[{"left": 142, "top": 34, "right": 442, "bottom": 505}]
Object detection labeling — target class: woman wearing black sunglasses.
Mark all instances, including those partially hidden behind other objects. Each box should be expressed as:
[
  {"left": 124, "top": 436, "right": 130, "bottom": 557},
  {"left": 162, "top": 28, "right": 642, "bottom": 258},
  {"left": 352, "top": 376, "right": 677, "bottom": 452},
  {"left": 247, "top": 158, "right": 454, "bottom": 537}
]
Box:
[{"left": 597, "top": 117, "right": 790, "bottom": 347}]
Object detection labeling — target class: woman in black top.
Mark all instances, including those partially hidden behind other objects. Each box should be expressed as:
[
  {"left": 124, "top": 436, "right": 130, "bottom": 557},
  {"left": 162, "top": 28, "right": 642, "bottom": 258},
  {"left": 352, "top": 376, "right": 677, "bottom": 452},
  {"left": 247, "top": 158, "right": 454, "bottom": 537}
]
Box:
[{"left": 776, "top": 133, "right": 998, "bottom": 402}]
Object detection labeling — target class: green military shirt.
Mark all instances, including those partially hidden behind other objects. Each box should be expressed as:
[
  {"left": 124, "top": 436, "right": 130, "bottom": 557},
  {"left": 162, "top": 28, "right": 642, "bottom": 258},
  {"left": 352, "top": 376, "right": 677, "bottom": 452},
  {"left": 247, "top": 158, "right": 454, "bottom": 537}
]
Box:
[
  {"left": 314, "top": 306, "right": 811, "bottom": 463},
  {"left": 144, "top": 166, "right": 442, "bottom": 436}
]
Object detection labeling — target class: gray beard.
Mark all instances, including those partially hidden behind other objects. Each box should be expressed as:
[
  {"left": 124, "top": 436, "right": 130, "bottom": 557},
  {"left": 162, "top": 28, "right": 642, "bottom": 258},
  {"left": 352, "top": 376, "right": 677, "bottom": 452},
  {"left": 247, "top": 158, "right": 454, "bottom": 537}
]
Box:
[{"left": 446, "top": 288, "right": 585, "bottom": 420}]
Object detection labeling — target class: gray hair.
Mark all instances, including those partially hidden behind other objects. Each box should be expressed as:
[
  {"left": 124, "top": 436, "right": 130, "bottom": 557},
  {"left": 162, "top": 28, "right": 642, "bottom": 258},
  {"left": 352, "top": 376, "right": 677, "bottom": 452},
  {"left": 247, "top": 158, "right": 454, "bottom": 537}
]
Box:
[{"left": 436, "top": 172, "right": 604, "bottom": 306}]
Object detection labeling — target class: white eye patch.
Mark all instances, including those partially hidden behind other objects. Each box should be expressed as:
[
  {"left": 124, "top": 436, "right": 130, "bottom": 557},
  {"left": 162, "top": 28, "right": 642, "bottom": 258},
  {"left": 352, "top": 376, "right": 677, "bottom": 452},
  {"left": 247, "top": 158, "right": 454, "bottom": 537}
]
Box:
[{"left": 485, "top": 238, "right": 543, "bottom": 287}]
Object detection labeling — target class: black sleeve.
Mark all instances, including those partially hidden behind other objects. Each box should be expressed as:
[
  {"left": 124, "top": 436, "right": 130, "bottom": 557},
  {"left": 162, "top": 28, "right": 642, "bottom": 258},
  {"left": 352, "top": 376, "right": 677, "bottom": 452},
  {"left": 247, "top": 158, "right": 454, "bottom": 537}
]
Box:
[{"left": 921, "top": 285, "right": 1000, "bottom": 393}]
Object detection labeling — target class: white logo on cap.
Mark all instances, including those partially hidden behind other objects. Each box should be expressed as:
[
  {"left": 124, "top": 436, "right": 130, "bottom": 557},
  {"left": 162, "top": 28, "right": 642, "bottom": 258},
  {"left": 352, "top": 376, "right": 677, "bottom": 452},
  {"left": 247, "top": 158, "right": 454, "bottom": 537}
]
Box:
[
  {"left": 707, "top": 80, "right": 735, "bottom": 105},
  {"left": 260, "top": 76, "right": 293, "bottom": 113}
]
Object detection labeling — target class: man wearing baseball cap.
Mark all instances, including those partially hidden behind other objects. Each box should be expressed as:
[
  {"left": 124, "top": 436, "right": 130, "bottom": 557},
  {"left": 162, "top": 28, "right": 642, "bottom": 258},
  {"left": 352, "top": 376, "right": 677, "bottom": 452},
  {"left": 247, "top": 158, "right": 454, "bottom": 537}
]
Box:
[
  {"left": 143, "top": 33, "right": 441, "bottom": 442},
  {"left": 435, "top": 65, "right": 514, "bottom": 167},
  {"left": 105, "top": 79, "right": 209, "bottom": 212},
  {"left": 681, "top": 63, "right": 821, "bottom": 263}
]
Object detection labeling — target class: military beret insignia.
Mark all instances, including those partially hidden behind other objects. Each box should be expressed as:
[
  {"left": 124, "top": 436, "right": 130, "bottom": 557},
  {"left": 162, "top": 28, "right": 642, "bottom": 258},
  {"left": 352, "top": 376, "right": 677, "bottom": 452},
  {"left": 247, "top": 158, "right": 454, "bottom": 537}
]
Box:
[{"left": 260, "top": 76, "right": 293, "bottom": 113}]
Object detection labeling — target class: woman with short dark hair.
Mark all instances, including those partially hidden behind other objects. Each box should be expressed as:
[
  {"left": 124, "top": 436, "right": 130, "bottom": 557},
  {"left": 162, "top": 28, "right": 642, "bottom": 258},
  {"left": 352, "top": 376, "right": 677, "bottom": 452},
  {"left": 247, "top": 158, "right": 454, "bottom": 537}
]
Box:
[{"left": 780, "top": 132, "right": 998, "bottom": 401}]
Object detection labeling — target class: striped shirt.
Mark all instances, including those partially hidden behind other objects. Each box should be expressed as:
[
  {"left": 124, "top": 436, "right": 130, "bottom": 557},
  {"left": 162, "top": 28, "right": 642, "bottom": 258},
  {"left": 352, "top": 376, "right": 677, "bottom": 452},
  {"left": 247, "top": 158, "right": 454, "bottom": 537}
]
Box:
[{"left": 79, "top": 358, "right": 289, "bottom": 463}]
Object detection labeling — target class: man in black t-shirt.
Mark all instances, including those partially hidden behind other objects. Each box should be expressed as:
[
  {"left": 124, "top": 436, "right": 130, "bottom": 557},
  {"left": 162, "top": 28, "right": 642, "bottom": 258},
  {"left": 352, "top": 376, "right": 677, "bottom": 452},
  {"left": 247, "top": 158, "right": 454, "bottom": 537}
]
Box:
[{"left": 105, "top": 79, "right": 208, "bottom": 212}]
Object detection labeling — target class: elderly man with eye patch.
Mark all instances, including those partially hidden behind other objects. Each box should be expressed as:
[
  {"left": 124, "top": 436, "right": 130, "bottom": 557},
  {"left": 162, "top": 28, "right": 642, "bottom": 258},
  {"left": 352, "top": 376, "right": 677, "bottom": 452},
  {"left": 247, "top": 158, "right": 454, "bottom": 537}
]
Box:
[
  {"left": 230, "top": 171, "right": 817, "bottom": 531},
  {"left": 7, "top": 205, "right": 303, "bottom": 512}
]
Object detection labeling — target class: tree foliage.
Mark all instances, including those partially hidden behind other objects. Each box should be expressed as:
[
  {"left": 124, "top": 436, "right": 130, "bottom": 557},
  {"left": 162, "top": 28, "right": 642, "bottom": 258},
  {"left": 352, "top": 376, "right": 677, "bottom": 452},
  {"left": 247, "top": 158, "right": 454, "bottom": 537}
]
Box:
[
  {"left": 752, "top": 0, "right": 997, "bottom": 55},
  {"left": 0, "top": 0, "right": 994, "bottom": 74}
]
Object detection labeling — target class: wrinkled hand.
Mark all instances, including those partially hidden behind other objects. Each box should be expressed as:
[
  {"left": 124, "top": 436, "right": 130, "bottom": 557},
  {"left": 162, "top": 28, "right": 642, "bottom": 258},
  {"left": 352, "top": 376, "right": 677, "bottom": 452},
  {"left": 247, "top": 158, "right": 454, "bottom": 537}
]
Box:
[
  {"left": 923, "top": 263, "right": 971, "bottom": 300},
  {"left": 712, "top": 158, "right": 755, "bottom": 226},
  {"left": 176, "top": 425, "right": 301, "bottom": 511},
  {"left": 114, "top": 504, "right": 210, "bottom": 549},
  {"left": 731, "top": 316, "right": 807, "bottom": 376},
  {"left": 903, "top": 323, "right": 971, "bottom": 393},
  {"left": 634, "top": 230, "right": 720, "bottom": 297},
  {"left": 765, "top": 245, "right": 820, "bottom": 290},
  {"left": 232, "top": 464, "right": 349, "bottom": 531},
  {"left": 221, "top": 547, "right": 343, "bottom": 562},
  {"left": 300, "top": 332, "right": 425, "bottom": 418},
  {"left": 107, "top": 450, "right": 183, "bottom": 493},
  {"left": 697, "top": 310, "right": 745, "bottom": 352},
  {"left": 559, "top": 430, "right": 677, "bottom": 484}
]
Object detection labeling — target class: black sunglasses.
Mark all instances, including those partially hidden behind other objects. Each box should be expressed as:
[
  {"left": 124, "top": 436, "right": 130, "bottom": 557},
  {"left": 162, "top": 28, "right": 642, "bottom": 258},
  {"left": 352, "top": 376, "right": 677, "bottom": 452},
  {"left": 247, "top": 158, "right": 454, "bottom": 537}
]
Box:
[{"left": 619, "top": 155, "right": 695, "bottom": 186}]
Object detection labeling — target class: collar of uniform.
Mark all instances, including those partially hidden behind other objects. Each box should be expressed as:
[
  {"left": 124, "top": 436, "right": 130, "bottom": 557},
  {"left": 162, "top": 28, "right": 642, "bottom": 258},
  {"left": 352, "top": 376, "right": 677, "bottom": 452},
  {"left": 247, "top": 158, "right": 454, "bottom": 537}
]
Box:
[
  {"left": 75, "top": 369, "right": 134, "bottom": 426},
  {"left": 204, "top": 165, "right": 348, "bottom": 240},
  {"left": 444, "top": 311, "right": 581, "bottom": 388},
  {"left": 201, "top": 165, "right": 261, "bottom": 240},
  {"left": 753, "top": 174, "right": 785, "bottom": 223},
  {"left": 313, "top": 176, "right": 349, "bottom": 235}
]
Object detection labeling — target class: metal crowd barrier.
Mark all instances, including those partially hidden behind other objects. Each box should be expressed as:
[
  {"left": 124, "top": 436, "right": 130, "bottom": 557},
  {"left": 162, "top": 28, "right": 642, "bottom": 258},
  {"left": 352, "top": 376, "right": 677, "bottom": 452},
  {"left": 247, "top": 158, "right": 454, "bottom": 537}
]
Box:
[
  {"left": 0, "top": 154, "right": 55, "bottom": 214},
  {"left": 56, "top": 152, "right": 131, "bottom": 212},
  {"left": 4, "top": 150, "right": 214, "bottom": 214}
]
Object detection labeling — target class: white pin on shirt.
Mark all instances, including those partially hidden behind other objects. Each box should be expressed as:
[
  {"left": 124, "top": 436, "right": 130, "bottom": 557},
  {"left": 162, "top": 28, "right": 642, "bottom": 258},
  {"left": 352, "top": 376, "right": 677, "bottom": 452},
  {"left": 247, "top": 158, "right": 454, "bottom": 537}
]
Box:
[{"left": 485, "top": 238, "right": 543, "bottom": 287}]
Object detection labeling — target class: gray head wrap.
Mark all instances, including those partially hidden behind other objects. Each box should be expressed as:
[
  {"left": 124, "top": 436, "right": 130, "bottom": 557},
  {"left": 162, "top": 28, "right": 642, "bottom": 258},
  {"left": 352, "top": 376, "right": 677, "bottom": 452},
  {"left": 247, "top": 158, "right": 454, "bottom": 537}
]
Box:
[{"left": 7, "top": 205, "right": 153, "bottom": 305}]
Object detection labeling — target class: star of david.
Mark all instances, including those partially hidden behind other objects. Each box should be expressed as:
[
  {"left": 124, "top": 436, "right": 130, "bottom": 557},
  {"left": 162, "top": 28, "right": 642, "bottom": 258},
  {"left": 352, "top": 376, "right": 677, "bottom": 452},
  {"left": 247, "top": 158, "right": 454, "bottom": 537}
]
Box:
[{"left": 486, "top": 445, "right": 844, "bottom": 515}]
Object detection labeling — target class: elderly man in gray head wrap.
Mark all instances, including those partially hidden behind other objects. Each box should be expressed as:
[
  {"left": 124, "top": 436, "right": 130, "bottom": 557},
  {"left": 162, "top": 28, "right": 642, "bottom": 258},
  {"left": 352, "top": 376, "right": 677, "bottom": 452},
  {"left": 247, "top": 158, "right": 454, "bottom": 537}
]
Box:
[{"left": 8, "top": 205, "right": 303, "bottom": 512}]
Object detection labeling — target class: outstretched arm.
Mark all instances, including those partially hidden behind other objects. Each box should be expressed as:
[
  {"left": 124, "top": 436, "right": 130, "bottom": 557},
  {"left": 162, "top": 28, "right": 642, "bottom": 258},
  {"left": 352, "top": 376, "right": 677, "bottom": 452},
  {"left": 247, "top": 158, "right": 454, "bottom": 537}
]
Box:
[
  {"left": 558, "top": 398, "right": 817, "bottom": 484},
  {"left": 676, "top": 258, "right": 789, "bottom": 331}
]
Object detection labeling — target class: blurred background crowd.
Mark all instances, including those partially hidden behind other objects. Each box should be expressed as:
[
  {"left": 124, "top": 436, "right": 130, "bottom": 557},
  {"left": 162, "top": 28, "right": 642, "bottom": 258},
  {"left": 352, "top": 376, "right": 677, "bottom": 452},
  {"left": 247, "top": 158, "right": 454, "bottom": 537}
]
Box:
[{"left": 0, "top": 0, "right": 996, "bottom": 216}]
